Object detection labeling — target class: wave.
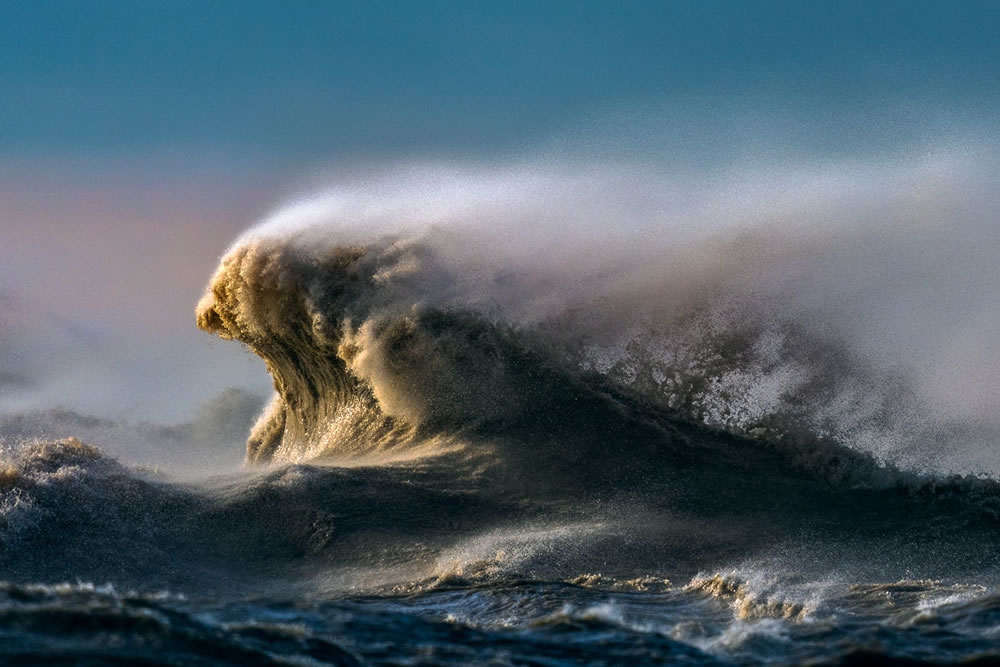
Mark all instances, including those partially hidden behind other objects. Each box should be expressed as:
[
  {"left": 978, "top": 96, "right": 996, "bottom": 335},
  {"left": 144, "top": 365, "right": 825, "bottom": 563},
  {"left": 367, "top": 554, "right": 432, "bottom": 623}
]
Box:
[
  {"left": 0, "top": 581, "right": 362, "bottom": 665},
  {"left": 196, "top": 156, "right": 1000, "bottom": 474},
  {"left": 198, "top": 230, "right": 888, "bottom": 500},
  {"left": 197, "top": 237, "right": 693, "bottom": 491},
  {"left": 183, "top": 162, "right": 1000, "bottom": 590},
  {"left": 193, "top": 195, "right": 996, "bottom": 490}
]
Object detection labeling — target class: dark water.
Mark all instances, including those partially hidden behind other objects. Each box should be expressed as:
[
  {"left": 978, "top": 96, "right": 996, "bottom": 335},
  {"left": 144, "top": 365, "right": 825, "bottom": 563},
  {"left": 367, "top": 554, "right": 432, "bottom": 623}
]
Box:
[
  {"left": 3, "top": 404, "right": 999, "bottom": 664},
  {"left": 4, "top": 207, "right": 1000, "bottom": 664},
  {"left": 7, "top": 576, "right": 1000, "bottom": 665}
]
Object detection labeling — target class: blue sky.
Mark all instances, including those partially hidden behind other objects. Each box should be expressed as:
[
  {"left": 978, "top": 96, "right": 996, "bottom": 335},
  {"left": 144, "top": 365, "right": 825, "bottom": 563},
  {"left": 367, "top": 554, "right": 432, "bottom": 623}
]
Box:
[{"left": 3, "top": 1, "right": 998, "bottom": 160}]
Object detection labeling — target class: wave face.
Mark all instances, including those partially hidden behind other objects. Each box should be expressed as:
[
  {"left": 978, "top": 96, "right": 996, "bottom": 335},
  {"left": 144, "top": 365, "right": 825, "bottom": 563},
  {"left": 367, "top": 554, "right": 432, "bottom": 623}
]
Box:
[
  {"left": 195, "top": 233, "right": 705, "bottom": 492},
  {"left": 187, "top": 158, "right": 1000, "bottom": 585},
  {"left": 196, "top": 158, "right": 1000, "bottom": 477}
]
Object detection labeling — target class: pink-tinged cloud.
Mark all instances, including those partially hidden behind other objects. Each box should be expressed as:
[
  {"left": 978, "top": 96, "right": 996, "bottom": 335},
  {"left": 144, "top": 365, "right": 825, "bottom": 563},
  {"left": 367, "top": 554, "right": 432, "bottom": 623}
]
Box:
[{"left": 0, "top": 157, "right": 276, "bottom": 421}]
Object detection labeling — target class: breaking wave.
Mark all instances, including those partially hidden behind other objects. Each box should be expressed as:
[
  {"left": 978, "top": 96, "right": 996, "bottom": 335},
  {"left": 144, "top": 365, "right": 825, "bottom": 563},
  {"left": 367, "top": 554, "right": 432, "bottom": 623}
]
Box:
[
  {"left": 175, "top": 157, "right": 1000, "bottom": 588},
  {"left": 196, "top": 157, "right": 1000, "bottom": 483}
]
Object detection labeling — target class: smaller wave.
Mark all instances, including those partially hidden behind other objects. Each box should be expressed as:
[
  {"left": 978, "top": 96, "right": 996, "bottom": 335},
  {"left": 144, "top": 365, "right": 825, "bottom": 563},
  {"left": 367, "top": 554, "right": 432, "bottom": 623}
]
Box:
[
  {"left": 685, "top": 574, "right": 811, "bottom": 622},
  {"left": 0, "top": 581, "right": 361, "bottom": 666},
  {"left": 0, "top": 438, "right": 138, "bottom": 543},
  {"left": 0, "top": 386, "right": 265, "bottom": 476},
  {"left": 568, "top": 573, "right": 673, "bottom": 593}
]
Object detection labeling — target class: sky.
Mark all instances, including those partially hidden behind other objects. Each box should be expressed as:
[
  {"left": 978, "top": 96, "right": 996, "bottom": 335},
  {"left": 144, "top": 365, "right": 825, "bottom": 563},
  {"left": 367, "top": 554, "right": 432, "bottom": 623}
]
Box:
[
  {"left": 3, "top": 1, "right": 999, "bottom": 159},
  {"left": 1, "top": 1, "right": 999, "bottom": 424}
]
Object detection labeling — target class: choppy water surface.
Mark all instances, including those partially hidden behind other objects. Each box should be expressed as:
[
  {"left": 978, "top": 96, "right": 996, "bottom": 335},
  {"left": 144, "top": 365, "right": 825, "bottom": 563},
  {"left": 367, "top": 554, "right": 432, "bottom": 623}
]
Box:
[{"left": 3, "top": 562, "right": 1000, "bottom": 664}]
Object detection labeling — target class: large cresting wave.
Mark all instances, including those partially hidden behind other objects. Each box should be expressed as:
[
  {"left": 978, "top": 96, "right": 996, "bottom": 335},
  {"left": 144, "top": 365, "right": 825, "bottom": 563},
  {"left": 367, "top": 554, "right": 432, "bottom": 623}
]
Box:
[
  {"left": 196, "top": 156, "right": 1000, "bottom": 480},
  {"left": 187, "top": 156, "right": 1000, "bottom": 585}
]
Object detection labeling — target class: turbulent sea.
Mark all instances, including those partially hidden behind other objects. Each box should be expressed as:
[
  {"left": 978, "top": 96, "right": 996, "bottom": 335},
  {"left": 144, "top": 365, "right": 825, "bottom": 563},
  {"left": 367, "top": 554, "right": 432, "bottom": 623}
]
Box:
[{"left": 4, "top": 162, "right": 1000, "bottom": 664}]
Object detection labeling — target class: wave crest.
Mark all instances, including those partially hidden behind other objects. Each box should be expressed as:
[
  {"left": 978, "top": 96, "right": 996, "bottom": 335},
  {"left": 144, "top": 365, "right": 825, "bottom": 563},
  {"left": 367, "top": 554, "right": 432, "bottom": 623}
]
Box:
[{"left": 196, "top": 158, "right": 1000, "bottom": 503}]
